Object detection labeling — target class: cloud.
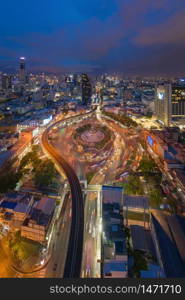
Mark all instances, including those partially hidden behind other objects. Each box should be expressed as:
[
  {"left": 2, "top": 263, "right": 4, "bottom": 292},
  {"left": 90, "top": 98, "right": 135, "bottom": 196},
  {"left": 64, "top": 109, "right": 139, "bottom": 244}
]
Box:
[
  {"left": 1, "top": 0, "right": 185, "bottom": 75},
  {"left": 134, "top": 9, "right": 185, "bottom": 45},
  {"left": 73, "top": 0, "right": 117, "bottom": 19}
]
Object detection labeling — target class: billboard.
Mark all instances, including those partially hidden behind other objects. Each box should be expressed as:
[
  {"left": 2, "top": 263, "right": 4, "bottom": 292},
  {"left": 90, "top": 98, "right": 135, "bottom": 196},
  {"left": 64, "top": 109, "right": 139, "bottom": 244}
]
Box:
[
  {"left": 43, "top": 115, "right": 52, "bottom": 125},
  {"left": 147, "top": 135, "right": 154, "bottom": 146},
  {"left": 157, "top": 87, "right": 165, "bottom": 100}
]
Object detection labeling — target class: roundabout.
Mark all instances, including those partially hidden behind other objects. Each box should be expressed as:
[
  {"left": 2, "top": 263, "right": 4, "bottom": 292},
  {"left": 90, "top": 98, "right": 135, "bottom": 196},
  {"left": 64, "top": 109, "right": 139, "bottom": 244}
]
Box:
[
  {"left": 73, "top": 122, "right": 114, "bottom": 165},
  {"left": 81, "top": 129, "right": 105, "bottom": 143}
]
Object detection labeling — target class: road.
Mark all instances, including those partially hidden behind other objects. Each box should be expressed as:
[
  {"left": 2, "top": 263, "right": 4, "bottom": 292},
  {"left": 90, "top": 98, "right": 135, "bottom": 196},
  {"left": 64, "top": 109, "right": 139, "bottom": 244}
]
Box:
[
  {"left": 54, "top": 106, "right": 140, "bottom": 278},
  {"left": 42, "top": 106, "right": 140, "bottom": 278},
  {"left": 96, "top": 107, "right": 140, "bottom": 182},
  {"left": 81, "top": 189, "right": 101, "bottom": 278},
  {"left": 45, "top": 193, "right": 72, "bottom": 277},
  {"left": 80, "top": 108, "right": 127, "bottom": 277},
  {"left": 41, "top": 109, "right": 95, "bottom": 278}
]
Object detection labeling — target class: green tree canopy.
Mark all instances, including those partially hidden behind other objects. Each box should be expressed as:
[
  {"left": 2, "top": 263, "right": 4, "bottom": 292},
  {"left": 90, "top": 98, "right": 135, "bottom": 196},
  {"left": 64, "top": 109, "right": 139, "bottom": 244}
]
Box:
[
  {"left": 34, "top": 160, "right": 56, "bottom": 188},
  {"left": 124, "top": 175, "right": 144, "bottom": 195},
  {"left": 0, "top": 172, "right": 22, "bottom": 193},
  {"left": 138, "top": 156, "right": 157, "bottom": 173}
]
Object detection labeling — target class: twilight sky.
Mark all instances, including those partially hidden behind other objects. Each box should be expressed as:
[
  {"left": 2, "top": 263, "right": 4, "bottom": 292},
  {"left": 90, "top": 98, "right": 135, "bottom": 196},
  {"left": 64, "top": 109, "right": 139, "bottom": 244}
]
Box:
[{"left": 0, "top": 0, "right": 185, "bottom": 75}]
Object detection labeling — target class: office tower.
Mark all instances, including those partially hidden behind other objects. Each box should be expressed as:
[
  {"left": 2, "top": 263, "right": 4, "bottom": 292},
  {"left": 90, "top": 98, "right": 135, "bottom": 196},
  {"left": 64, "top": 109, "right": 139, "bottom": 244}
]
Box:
[
  {"left": 65, "top": 74, "right": 75, "bottom": 96},
  {"left": 1, "top": 73, "right": 12, "bottom": 90},
  {"left": 19, "top": 57, "right": 26, "bottom": 83},
  {"left": 155, "top": 84, "right": 185, "bottom": 126},
  {"left": 81, "top": 73, "right": 92, "bottom": 106},
  {"left": 155, "top": 84, "right": 171, "bottom": 126},
  {"left": 73, "top": 74, "right": 78, "bottom": 86},
  {"left": 171, "top": 86, "right": 185, "bottom": 117}
]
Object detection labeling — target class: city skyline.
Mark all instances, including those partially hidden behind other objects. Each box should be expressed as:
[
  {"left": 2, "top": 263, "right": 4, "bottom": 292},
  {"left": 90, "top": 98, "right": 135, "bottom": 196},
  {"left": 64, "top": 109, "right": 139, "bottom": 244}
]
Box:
[
  {"left": 1, "top": 0, "right": 185, "bottom": 286},
  {"left": 1, "top": 58, "right": 185, "bottom": 280},
  {"left": 1, "top": 0, "right": 185, "bottom": 75}
]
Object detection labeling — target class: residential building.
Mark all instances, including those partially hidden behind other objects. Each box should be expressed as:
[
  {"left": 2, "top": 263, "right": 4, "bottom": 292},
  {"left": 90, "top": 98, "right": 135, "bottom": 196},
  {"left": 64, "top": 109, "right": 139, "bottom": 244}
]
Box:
[
  {"left": 102, "top": 202, "right": 128, "bottom": 278},
  {"left": 21, "top": 197, "right": 56, "bottom": 243}
]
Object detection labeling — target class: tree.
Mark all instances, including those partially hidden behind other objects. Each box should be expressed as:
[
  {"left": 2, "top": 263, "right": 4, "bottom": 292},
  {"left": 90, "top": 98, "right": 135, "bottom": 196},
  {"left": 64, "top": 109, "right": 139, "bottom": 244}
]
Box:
[
  {"left": 146, "top": 111, "right": 153, "bottom": 118},
  {"left": 34, "top": 160, "right": 56, "bottom": 188},
  {"left": 19, "top": 151, "right": 38, "bottom": 170},
  {"left": 32, "top": 158, "right": 42, "bottom": 171},
  {"left": 0, "top": 172, "right": 22, "bottom": 193},
  {"left": 139, "top": 156, "right": 157, "bottom": 173},
  {"left": 103, "top": 110, "right": 138, "bottom": 128},
  {"left": 19, "top": 145, "right": 40, "bottom": 171},
  {"left": 86, "top": 171, "right": 95, "bottom": 184},
  {"left": 124, "top": 175, "right": 144, "bottom": 195},
  {"left": 9, "top": 231, "right": 41, "bottom": 265},
  {"left": 31, "top": 145, "right": 40, "bottom": 153},
  {"left": 146, "top": 173, "right": 162, "bottom": 186},
  {"left": 149, "top": 188, "right": 163, "bottom": 208},
  {"left": 133, "top": 250, "right": 148, "bottom": 277},
  {"left": 63, "top": 108, "right": 69, "bottom": 115},
  {"left": 19, "top": 147, "right": 57, "bottom": 190}
]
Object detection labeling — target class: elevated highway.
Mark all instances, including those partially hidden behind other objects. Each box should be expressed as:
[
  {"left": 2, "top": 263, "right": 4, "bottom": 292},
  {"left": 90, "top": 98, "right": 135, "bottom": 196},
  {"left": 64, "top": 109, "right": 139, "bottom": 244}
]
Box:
[{"left": 41, "top": 109, "right": 95, "bottom": 278}]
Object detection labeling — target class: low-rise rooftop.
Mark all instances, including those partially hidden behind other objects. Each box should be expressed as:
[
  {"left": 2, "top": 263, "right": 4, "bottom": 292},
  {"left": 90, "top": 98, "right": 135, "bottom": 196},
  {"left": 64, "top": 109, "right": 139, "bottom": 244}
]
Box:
[{"left": 151, "top": 211, "right": 185, "bottom": 278}]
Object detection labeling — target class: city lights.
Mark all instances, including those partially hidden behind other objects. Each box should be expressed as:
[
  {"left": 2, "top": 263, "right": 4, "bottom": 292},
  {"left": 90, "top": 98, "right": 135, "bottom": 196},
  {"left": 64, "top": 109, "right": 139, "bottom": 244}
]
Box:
[{"left": 0, "top": 1, "right": 185, "bottom": 288}]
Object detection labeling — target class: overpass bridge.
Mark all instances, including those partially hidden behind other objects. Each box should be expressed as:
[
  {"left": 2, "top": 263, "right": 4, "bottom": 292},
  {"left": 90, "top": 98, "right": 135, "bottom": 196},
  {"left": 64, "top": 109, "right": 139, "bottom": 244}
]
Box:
[{"left": 41, "top": 108, "right": 96, "bottom": 278}]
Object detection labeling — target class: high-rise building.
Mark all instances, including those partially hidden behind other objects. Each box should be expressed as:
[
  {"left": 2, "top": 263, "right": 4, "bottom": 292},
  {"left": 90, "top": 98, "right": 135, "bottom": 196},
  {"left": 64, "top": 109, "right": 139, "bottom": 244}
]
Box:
[
  {"left": 171, "top": 86, "right": 185, "bottom": 117},
  {"left": 1, "top": 73, "right": 12, "bottom": 90},
  {"left": 65, "top": 74, "right": 75, "bottom": 96},
  {"left": 155, "top": 84, "right": 185, "bottom": 126},
  {"left": 19, "top": 57, "right": 26, "bottom": 83},
  {"left": 155, "top": 84, "right": 171, "bottom": 126},
  {"left": 81, "top": 73, "right": 92, "bottom": 106}
]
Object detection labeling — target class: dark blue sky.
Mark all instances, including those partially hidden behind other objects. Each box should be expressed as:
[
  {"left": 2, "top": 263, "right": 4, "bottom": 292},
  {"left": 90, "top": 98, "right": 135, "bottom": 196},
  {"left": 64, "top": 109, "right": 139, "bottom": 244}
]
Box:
[{"left": 1, "top": 0, "right": 185, "bottom": 75}]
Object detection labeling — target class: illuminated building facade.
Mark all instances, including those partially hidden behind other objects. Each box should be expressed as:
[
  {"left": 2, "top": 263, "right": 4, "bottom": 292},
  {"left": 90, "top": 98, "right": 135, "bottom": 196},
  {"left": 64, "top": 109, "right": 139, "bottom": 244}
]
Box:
[
  {"left": 171, "top": 86, "right": 185, "bottom": 116},
  {"left": 155, "top": 84, "right": 185, "bottom": 126},
  {"left": 154, "top": 84, "right": 171, "bottom": 126}
]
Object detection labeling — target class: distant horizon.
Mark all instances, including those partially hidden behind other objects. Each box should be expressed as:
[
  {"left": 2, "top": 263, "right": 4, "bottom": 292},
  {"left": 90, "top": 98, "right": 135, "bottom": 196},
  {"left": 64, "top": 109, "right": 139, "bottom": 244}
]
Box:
[{"left": 1, "top": 63, "right": 185, "bottom": 79}]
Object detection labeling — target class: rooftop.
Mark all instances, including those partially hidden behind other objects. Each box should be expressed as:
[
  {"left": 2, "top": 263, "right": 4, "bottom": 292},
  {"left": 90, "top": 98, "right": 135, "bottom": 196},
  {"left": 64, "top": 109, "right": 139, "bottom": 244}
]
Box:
[
  {"left": 151, "top": 211, "right": 185, "bottom": 278},
  {"left": 102, "top": 186, "right": 123, "bottom": 204},
  {"left": 14, "top": 203, "right": 29, "bottom": 214},
  {"left": 29, "top": 209, "right": 51, "bottom": 226},
  {"left": 141, "top": 264, "right": 163, "bottom": 278},
  {"left": 115, "top": 240, "right": 127, "bottom": 255},
  {"left": 35, "top": 197, "right": 55, "bottom": 215},
  {"left": 0, "top": 151, "right": 11, "bottom": 168},
  {"left": 130, "top": 225, "right": 149, "bottom": 252},
  {"left": 0, "top": 201, "right": 17, "bottom": 210},
  {"left": 108, "top": 224, "right": 125, "bottom": 241},
  {"left": 123, "top": 195, "right": 149, "bottom": 209},
  {"left": 103, "top": 260, "right": 127, "bottom": 277},
  {"left": 166, "top": 215, "right": 185, "bottom": 268}
]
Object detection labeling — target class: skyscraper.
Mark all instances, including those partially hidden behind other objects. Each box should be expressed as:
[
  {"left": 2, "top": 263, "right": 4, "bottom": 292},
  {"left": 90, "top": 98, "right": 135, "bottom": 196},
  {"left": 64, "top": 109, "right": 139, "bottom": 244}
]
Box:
[
  {"left": 171, "top": 86, "right": 185, "bottom": 117},
  {"left": 155, "top": 84, "right": 185, "bottom": 126},
  {"left": 1, "top": 73, "right": 12, "bottom": 90},
  {"left": 155, "top": 84, "right": 171, "bottom": 126},
  {"left": 81, "top": 74, "right": 92, "bottom": 106},
  {"left": 19, "top": 57, "right": 26, "bottom": 83}
]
